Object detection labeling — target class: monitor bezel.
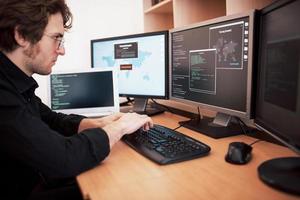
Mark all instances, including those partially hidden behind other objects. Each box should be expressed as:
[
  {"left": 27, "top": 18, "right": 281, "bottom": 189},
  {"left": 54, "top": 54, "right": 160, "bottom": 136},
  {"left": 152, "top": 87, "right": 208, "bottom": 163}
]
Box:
[
  {"left": 90, "top": 30, "right": 169, "bottom": 100},
  {"left": 48, "top": 67, "right": 120, "bottom": 117},
  {"left": 169, "top": 10, "right": 256, "bottom": 120},
  {"left": 254, "top": 0, "right": 300, "bottom": 154}
]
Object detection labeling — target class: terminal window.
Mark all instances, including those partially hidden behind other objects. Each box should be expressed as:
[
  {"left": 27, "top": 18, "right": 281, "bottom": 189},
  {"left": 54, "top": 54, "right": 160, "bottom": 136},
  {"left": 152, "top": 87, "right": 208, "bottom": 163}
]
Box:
[{"left": 50, "top": 71, "right": 114, "bottom": 110}]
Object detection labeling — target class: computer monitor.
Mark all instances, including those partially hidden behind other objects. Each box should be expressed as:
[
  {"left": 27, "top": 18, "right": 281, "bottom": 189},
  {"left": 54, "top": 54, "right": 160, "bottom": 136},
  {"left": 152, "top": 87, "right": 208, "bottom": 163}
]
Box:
[
  {"left": 48, "top": 68, "right": 119, "bottom": 117},
  {"left": 91, "top": 31, "right": 169, "bottom": 115},
  {"left": 254, "top": 0, "right": 300, "bottom": 195},
  {"left": 170, "top": 10, "right": 255, "bottom": 138}
]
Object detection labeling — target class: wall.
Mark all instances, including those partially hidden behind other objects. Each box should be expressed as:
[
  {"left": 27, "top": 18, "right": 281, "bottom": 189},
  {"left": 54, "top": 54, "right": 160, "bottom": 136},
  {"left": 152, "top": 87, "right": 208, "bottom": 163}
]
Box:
[{"left": 34, "top": 0, "right": 144, "bottom": 104}]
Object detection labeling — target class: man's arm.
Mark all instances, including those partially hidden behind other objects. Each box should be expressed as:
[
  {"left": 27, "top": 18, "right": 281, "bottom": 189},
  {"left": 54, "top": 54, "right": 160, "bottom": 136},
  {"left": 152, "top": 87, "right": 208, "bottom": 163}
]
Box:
[
  {"left": 0, "top": 104, "right": 110, "bottom": 179},
  {"left": 38, "top": 97, "right": 85, "bottom": 136},
  {"left": 77, "top": 112, "right": 124, "bottom": 133},
  {"left": 78, "top": 112, "right": 153, "bottom": 148}
]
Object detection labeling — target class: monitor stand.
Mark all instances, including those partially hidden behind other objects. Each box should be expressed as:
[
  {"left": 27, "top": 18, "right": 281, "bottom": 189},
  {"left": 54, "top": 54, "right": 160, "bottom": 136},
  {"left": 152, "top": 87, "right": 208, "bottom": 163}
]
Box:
[
  {"left": 258, "top": 157, "right": 300, "bottom": 195},
  {"left": 179, "top": 112, "right": 244, "bottom": 139},
  {"left": 121, "top": 98, "right": 164, "bottom": 116}
]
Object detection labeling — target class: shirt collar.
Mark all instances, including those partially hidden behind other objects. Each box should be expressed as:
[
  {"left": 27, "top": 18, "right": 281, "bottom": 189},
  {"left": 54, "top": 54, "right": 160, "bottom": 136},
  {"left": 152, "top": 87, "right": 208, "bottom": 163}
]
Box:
[{"left": 0, "top": 51, "right": 39, "bottom": 96}]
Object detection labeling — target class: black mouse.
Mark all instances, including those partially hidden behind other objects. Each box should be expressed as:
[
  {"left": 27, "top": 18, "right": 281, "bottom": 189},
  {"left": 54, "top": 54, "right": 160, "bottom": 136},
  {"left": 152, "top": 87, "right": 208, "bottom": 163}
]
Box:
[{"left": 225, "top": 142, "right": 252, "bottom": 164}]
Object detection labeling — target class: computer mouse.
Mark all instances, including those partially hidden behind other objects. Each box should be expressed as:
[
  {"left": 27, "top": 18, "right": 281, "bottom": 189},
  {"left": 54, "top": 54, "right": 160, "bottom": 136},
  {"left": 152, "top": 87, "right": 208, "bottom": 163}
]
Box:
[{"left": 225, "top": 142, "right": 252, "bottom": 165}]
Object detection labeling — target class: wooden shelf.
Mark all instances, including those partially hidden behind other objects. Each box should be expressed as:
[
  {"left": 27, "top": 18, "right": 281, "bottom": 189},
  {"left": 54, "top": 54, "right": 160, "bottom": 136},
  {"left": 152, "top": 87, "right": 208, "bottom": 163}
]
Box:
[
  {"left": 173, "top": 0, "right": 226, "bottom": 27},
  {"left": 144, "top": 0, "right": 173, "bottom": 14},
  {"left": 143, "top": 0, "right": 227, "bottom": 31},
  {"left": 226, "top": 0, "right": 276, "bottom": 15},
  {"left": 144, "top": 0, "right": 277, "bottom": 32},
  {"left": 143, "top": 0, "right": 174, "bottom": 32}
]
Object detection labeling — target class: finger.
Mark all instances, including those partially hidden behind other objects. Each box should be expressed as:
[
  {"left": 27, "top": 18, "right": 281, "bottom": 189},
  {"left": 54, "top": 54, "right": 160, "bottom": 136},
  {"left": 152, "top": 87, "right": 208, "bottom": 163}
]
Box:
[
  {"left": 148, "top": 121, "right": 154, "bottom": 129},
  {"left": 144, "top": 117, "right": 153, "bottom": 127},
  {"left": 145, "top": 122, "right": 151, "bottom": 130},
  {"left": 143, "top": 123, "right": 149, "bottom": 131},
  {"left": 142, "top": 119, "right": 153, "bottom": 131}
]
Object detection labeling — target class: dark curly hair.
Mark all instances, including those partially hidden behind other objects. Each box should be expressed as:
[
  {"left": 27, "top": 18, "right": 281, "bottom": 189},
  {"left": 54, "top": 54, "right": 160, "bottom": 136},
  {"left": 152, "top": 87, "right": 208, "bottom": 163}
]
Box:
[{"left": 0, "top": 0, "right": 73, "bottom": 52}]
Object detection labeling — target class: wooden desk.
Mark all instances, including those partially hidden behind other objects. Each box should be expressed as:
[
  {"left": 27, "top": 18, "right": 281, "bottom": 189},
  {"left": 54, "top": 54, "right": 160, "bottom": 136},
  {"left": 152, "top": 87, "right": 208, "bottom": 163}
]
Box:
[{"left": 77, "top": 112, "right": 299, "bottom": 200}]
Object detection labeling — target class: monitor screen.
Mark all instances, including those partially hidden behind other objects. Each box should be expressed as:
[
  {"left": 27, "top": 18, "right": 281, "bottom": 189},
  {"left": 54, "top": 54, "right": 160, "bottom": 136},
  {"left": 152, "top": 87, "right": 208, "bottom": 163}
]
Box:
[
  {"left": 48, "top": 68, "right": 119, "bottom": 117},
  {"left": 170, "top": 10, "right": 255, "bottom": 138},
  {"left": 255, "top": 0, "right": 300, "bottom": 153},
  {"left": 91, "top": 31, "right": 168, "bottom": 99},
  {"left": 254, "top": 0, "right": 300, "bottom": 195}
]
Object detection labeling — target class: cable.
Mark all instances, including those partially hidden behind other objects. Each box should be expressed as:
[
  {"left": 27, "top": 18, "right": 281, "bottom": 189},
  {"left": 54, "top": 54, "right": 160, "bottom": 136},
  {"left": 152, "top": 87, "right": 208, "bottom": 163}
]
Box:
[
  {"left": 249, "top": 139, "right": 262, "bottom": 146},
  {"left": 235, "top": 116, "right": 254, "bottom": 135},
  {"left": 197, "top": 106, "right": 202, "bottom": 121},
  {"left": 234, "top": 116, "right": 247, "bottom": 135},
  {"left": 127, "top": 97, "right": 134, "bottom": 104},
  {"left": 173, "top": 124, "right": 184, "bottom": 131},
  {"left": 237, "top": 117, "right": 248, "bottom": 129},
  {"left": 233, "top": 117, "right": 262, "bottom": 146},
  {"left": 173, "top": 118, "right": 195, "bottom": 131}
]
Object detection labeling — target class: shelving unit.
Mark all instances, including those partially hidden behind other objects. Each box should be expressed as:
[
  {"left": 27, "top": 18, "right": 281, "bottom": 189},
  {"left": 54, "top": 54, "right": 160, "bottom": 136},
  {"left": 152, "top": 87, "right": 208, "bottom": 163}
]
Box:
[
  {"left": 143, "top": 0, "right": 226, "bottom": 32},
  {"left": 143, "top": 0, "right": 174, "bottom": 32},
  {"left": 144, "top": 0, "right": 173, "bottom": 14},
  {"left": 173, "top": 0, "right": 226, "bottom": 28},
  {"left": 143, "top": 0, "right": 276, "bottom": 31},
  {"left": 226, "top": 0, "right": 276, "bottom": 15}
]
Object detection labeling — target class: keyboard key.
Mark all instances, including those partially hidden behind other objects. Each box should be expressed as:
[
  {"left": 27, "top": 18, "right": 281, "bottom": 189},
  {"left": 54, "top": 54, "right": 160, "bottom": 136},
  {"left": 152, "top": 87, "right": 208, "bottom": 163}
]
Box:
[{"left": 122, "top": 124, "right": 211, "bottom": 164}]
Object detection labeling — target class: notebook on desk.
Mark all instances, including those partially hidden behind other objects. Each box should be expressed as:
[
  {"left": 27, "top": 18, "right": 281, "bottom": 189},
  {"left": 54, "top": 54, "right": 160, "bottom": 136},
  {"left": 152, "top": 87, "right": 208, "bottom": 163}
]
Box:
[{"left": 48, "top": 68, "right": 119, "bottom": 117}]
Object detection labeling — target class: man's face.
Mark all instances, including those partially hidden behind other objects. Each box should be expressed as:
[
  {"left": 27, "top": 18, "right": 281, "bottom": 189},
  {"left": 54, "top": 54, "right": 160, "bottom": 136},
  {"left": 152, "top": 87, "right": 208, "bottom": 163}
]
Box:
[{"left": 24, "top": 12, "right": 65, "bottom": 75}]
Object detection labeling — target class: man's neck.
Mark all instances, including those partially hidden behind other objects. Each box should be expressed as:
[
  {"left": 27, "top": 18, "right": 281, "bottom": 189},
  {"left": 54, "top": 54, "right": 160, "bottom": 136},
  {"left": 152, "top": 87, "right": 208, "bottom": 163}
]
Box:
[{"left": 3, "top": 49, "right": 32, "bottom": 77}]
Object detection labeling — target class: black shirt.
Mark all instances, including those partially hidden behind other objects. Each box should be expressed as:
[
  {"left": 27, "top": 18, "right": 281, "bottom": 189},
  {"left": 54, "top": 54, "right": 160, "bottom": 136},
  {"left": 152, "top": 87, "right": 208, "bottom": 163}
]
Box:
[{"left": 0, "top": 51, "right": 110, "bottom": 199}]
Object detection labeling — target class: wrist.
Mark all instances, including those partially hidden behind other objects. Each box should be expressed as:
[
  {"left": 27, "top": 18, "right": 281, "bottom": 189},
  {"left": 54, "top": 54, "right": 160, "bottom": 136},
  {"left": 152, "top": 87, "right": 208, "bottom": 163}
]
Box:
[
  {"left": 102, "top": 122, "right": 124, "bottom": 136},
  {"left": 78, "top": 118, "right": 104, "bottom": 133},
  {"left": 102, "top": 122, "right": 126, "bottom": 148}
]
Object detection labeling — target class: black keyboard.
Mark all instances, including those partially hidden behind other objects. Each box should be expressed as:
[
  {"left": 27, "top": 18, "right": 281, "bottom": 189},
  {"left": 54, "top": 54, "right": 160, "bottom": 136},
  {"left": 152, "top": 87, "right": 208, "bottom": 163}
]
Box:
[{"left": 122, "top": 124, "right": 211, "bottom": 165}]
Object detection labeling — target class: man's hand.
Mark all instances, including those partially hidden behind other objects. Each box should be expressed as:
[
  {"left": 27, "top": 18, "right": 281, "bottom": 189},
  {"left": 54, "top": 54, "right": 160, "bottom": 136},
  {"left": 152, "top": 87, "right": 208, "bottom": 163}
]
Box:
[
  {"left": 78, "top": 112, "right": 124, "bottom": 133},
  {"left": 102, "top": 112, "right": 153, "bottom": 148}
]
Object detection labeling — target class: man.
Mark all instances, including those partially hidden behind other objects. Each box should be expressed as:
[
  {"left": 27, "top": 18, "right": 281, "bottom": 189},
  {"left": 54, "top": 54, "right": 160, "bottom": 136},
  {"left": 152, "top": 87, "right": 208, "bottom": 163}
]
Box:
[{"left": 0, "top": 0, "right": 153, "bottom": 199}]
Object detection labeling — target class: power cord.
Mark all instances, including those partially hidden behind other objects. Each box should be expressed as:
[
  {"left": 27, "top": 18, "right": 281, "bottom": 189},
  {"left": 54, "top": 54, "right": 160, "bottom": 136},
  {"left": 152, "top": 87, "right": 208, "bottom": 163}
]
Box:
[
  {"left": 127, "top": 97, "right": 134, "bottom": 103},
  {"left": 173, "top": 124, "right": 184, "bottom": 131},
  {"left": 249, "top": 139, "right": 262, "bottom": 146},
  {"left": 233, "top": 117, "right": 262, "bottom": 147},
  {"left": 235, "top": 117, "right": 247, "bottom": 135},
  {"left": 196, "top": 106, "right": 202, "bottom": 121},
  {"left": 234, "top": 116, "right": 253, "bottom": 135},
  {"left": 174, "top": 107, "right": 203, "bottom": 131}
]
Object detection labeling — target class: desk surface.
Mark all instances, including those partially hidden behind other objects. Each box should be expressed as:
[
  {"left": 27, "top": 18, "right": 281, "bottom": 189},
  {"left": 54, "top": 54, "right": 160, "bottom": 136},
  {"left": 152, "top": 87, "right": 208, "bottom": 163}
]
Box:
[{"left": 77, "top": 112, "right": 299, "bottom": 200}]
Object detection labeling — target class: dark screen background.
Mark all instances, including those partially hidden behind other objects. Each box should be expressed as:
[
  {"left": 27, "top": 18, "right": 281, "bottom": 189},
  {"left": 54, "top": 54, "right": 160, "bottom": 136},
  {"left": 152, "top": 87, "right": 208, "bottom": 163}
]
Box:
[
  {"left": 171, "top": 17, "right": 250, "bottom": 112},
  {"left": 255, "top": 0, "right": 300, "bottom": 149},
  {"left": 51, "top": 71, "right": 114, "bottom": 110}
]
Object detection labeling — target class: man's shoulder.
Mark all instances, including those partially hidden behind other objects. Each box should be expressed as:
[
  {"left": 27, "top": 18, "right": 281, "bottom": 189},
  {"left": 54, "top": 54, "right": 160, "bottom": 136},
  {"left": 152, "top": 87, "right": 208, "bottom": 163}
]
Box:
[{"left": 0, "top": 75, "right": 22, "bottom": 106}]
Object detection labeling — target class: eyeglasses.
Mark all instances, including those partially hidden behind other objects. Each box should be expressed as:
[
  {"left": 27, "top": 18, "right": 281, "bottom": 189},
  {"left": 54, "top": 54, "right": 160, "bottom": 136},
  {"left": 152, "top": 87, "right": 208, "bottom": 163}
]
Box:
[{"left": 44, "top": 33, "right": 65, "bottom": 49}]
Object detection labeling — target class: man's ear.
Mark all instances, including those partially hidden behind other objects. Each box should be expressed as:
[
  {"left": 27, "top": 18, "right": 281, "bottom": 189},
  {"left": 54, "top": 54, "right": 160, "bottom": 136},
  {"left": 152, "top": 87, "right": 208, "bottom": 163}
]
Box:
[{"left": 14, "top": 27, "right": 30, "bottom": 48}]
